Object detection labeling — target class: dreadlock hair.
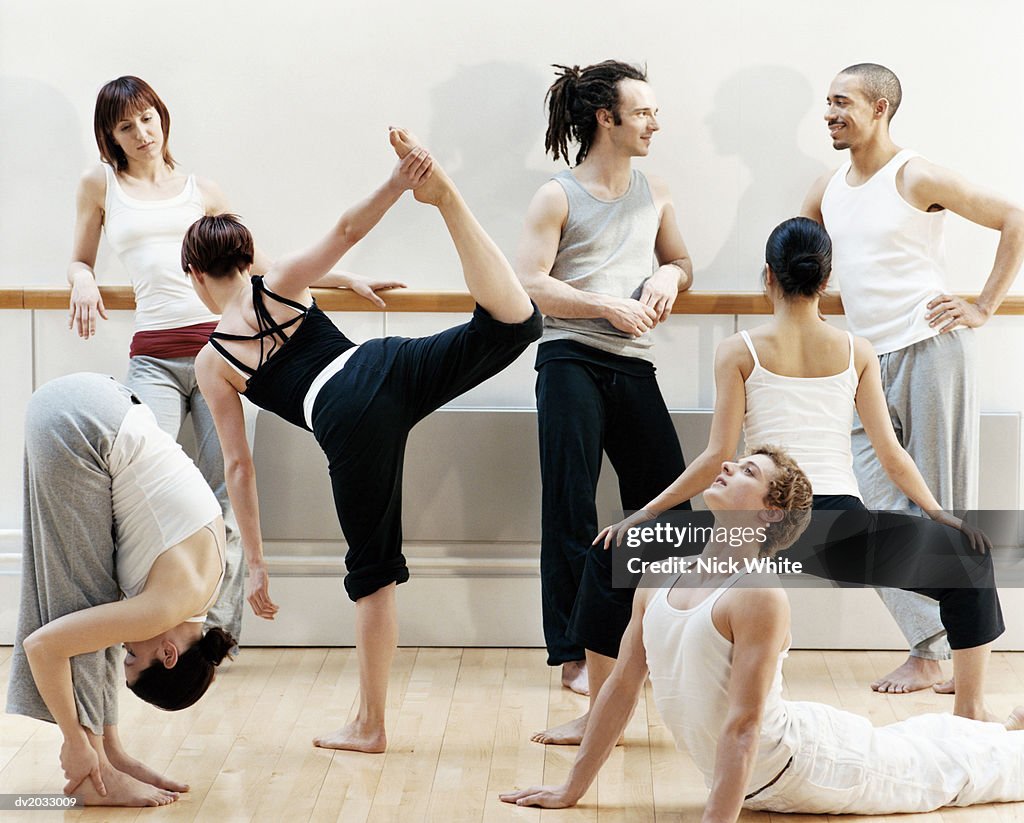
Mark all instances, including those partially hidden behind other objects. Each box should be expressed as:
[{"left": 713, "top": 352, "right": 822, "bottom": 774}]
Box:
[{"left": 544, "top": 60, "right": 648, "bottom": 166}]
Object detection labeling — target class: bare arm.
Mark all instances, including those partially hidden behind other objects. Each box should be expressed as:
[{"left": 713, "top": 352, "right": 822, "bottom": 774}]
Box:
[
  {"left": 309, "top": 270, "right": 408, "bottom": 309},
  {"left": 263, "top": 150, "right": 431, "bottom": 299},
  {"left": 67, "top": 166, "right": 108, "bottom": 339},
  {"left": 23, "top": 593, "right": 179, "bottom": 794},
  {"left": 799, "top": 171, "right": 831, "bottom": 224},
  {"left": 515, "top": 181, "right": 658, "bottom": 335},
  {"left": 499, "top": 591, "right": 651, "bottom": 808},
  {"left": 901, "top": 159, "right": 1024, "bottom": 328},
  {"left": 596, "top": 336, "right": 747, "bottom": 548},
  {"left": 702, "top": 588, "right": 790, "bottom": 823},
  {"left": 195, "top": 346, "right": 279, "bottom": 619},
  {"left": 642, "top": 175, "right": 693, "bottom": 320}
]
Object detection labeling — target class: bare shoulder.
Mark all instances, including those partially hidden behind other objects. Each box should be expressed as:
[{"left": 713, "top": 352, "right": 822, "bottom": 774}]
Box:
[
  {"left": 800, "top": 168, "right": 838, "bottom": 219},
  {"left": 78, "top": 164, "right": 107, "bottom": 205},
  {"left": 529, "top": 178, "right": 569, "bottom": 217},
  {"left": 195, "top": 175, "right": 230, "bottom": 215},
  {"left": 717, "top": 332, "right": 753, "bottom": 363},
  {"left": 643, "top": 173, "right": 673, "bottom": 208},
  {"left": 851, "top": 334, "right": 877, "bottom": 369},
  {"left": 727, "top": 584, "right": 789, "bottom": 626}
]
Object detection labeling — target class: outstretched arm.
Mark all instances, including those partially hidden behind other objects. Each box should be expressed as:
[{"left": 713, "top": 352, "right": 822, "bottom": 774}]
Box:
[
  {"left": 499, "top": 592, "right": 651, "bottom": 808},
  {"left": 702, "top": 588, "right": 790, "bottom": 823},
  {"left": 901, "top": 159, "right": 1024, "bottom": 330},
  {"left": 596, "top": 337, "right": 747, "bottom": 548},
  {"left": 264, "top": 148, "right": 432, "bottom": 297},
  {"left": 195, "top": 346, "right": 280, "bottom": 618},
  {"left": 854, "top": 338, "right": 989, "bottom": 551}
]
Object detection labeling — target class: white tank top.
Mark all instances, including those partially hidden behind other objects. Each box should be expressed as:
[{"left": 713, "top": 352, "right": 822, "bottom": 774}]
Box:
[
  {"left": 102, "top": 164, "right": 219, "bottom": 332},
  {"left": 820, "top": 149, "right": 949, "bottom": 355},
  {"left": 643, "top": 573, "right": 796, "bottom": 794},
  {"left": 740, "top": 330, "right": 860, "bottom": 498},
  {"left": 110, "top": 404, "right": 223, "bottom": 610}
]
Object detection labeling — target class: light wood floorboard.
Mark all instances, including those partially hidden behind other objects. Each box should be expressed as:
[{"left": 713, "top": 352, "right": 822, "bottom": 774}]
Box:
[{"left": 0, "top": 648, "right": 1022, "bottom": 822}]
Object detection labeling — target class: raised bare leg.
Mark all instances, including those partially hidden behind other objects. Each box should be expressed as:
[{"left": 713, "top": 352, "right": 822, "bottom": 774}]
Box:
[
  {"left": 389, "top": 128, "right": 534, "bottom": 324},
  {"left": 870, "top": 654, "right": 945, "bottom": 694},
  {"left": 950, "top": 642, "right": 999, "bottom": 721},
  {"left": 71, "top": 731, "right": 179, "bottom": 806},
  {"left": 102, "top": 725, "right": 189, "bottom": 792},
  {"left": 561, "top": 659, "right": 589, "bottom": 696},
  {"left": 533, "top": 649, "right": 617, "bottom": 745},
  {"left": 313, "top": 583, "right": 396, "bottom": 753}
]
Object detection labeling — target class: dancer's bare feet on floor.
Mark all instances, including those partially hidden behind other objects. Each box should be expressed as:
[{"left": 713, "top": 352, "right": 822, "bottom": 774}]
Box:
[
  {"left": 1005, "top": 706, "right": 1024, "bottom": 731},
  {"left": 532, "top": 713, "right": 588, "bottom": 745},
  {"left": 313, "top": 720, "right": 386, "bottom": 753},
  {"left": 389, "top": 127, "right": 455, "bottom": 207},
  {"left": 105, "top": 749, "right": 188, "bottom": 793},
  {"left": 73, "top": 763, "right": 179, "bottom": 807},
  {"left": 561, "top": 660, "right": 589, "bottom": 696},
  {"left": 932, "top": 677, "right": 955, "bottom": 694},
  {"left": 871, "top": 656, "right": 944, "bottom": 694}
]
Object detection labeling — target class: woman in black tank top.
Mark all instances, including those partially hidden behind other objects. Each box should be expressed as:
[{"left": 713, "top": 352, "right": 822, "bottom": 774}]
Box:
[{"left": 183, "top": 128, "right": 540, "bottom": 755}]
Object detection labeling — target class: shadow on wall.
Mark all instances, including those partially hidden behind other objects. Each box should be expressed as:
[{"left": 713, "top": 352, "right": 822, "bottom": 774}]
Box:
[
  {"left": 700, "top": 65, "right": 828, "bottom": 289},
  {"left": 0, "top": 77, "right": 87, "bottom": 285},
  {"left": 344, "top": 61, "right": 555, "bottom": 285}
]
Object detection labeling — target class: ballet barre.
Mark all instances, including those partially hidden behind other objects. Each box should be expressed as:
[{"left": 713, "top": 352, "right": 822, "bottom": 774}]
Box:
[{"left": 5, "top": 288, "right": 1024, "bottom": 314}]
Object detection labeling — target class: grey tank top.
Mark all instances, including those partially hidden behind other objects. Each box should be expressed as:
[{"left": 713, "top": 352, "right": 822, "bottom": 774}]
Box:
[{"left": 543, "top": 169, "right": 660, "bottom": 361}]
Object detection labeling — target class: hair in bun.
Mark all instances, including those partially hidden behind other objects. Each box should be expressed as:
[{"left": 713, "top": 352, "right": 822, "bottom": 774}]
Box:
[{"left": 764, "top": 217, "right": 832, "bottom": 297}]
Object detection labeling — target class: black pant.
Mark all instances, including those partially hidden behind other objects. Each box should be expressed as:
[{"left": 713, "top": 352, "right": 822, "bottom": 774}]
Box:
[
  {"left": 312, "top": 304, "right": 542, "bottom": 601},
  {"left": 787, "top": 495, "right": 1004, "bottom": 650},
  {"left": 537, "top": 357, "right": 687, "bottom": 663}
]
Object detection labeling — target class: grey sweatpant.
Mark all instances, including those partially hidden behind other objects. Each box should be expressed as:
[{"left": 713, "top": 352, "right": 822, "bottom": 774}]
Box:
[
  {"left": 6, "top": 373, "right": 135, "bottom": 735},
  {"left": 851, "top": 329, "right": 978, "bottom": 659}
]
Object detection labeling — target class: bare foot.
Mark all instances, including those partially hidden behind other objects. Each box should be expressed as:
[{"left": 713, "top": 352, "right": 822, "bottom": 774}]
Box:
[
  {"left": 532, "top": 714, "right": 588, "bottom": 746},
  {"left": 871, "top": 656, "right": 945, "bottom": 694},
  {"left": 105, "top": 749, "right": 189, "bottom": 793},
  {"left": 389, "top": 127, "right": 455, "bottom": 206},
  {"left": 1005, "top": 706, "right": 1024, "bottom": 731},
  {"left": 932, "top": 677, "right": 955, "bottom": 694},
  {"left": 561, "top": 660, "right": 589, "bottom": 696},
  {"left": 313, "top": 720, "right": 386, "bottom": 753},
  {"left": 73, "top": 762, "right": 179, "bottom": 807}
]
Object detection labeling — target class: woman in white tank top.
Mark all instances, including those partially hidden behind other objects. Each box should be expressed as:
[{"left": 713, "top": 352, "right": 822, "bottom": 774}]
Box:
[
  {"left": 596, "top": 217, "right": 1000, "bottom": 722},
  {"left": 8, "top": 375, "right": 233, "bottom": 807}
]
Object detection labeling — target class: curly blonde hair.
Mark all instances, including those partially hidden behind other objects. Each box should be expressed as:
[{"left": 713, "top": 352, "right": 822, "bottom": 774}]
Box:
[{"left": 744, "top": 444, "right": 814, "bottom": 555}]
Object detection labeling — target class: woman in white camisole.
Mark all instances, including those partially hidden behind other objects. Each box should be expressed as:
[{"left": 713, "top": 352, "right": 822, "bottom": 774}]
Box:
[
  {"left": 7, "top": 374, "right": 232, "bottom": 807},
  {"left": 596, "top": 217, "right": 1000, "bottom": 722}
]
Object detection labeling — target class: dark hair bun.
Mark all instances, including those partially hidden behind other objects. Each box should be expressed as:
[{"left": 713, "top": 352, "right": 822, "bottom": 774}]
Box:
[
  {"left": 200, "top": 627, "right": 236, "bottom": 666},
  {"left": 764, "top": 217, "right": 832, "bottom": 298}
]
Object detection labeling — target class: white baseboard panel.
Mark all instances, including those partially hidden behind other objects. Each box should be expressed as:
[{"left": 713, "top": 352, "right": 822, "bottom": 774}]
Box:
[{"left": 3, "top": 540, "right": 1022, "bottom": 650}]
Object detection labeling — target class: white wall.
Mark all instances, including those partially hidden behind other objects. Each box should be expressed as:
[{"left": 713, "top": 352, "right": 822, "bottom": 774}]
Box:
[{"left": 2, "top": 2, "right": 1023, "bottom": 644}]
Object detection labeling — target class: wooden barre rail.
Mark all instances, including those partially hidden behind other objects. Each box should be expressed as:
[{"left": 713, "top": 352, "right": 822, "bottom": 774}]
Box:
[{"left": 4, "top": 287, "right": 1024, "bottom": 315}]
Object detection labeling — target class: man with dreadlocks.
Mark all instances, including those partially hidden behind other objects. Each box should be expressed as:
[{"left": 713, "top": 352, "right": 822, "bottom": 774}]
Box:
[{"left": 516, "top": 60, "right": 693, "bottom": 743}]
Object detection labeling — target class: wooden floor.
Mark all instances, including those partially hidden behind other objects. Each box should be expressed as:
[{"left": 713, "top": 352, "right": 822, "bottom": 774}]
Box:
[{"left": 1, "top": 646, "right": 1022, "bottom": 822}]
